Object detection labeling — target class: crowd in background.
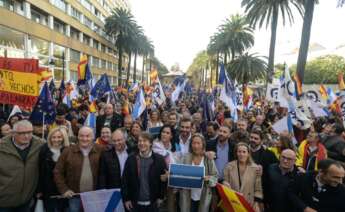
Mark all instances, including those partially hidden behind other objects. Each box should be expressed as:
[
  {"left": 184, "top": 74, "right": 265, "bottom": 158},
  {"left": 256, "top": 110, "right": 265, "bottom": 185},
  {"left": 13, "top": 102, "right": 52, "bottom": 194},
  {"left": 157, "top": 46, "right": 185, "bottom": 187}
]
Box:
[{"left": 0, "top": 87, "right": 345, "bottom": 212}]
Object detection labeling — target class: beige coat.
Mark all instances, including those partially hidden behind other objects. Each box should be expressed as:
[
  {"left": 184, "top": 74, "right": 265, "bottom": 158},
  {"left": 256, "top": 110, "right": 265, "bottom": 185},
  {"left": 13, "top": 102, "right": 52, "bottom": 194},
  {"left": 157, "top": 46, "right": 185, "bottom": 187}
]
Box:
[
  {"left": 223, "top": 160, "right": 263, "bottom": 205},
  {"left": 0, "top": 135, "right": 43, "bottom": 207},
  {"left": 179, "top": 153, "right": 218, "bottom": 212}
]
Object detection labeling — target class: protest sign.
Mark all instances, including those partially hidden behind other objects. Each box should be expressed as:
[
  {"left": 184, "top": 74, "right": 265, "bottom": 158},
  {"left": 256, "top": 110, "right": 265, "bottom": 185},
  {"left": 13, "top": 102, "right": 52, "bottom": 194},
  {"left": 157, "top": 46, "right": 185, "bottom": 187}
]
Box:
[
  {"left": 0, "top": 57, "right": 41, "bottom": 108},
  {"left": 168, "top": 163, "right": 204, "bottom": 189}
]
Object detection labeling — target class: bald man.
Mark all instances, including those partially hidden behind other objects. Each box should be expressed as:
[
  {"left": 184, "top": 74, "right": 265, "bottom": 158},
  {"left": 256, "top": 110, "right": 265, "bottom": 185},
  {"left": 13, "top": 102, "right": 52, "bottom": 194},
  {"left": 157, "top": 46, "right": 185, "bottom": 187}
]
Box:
[
  {"left": 96, "top": 103, "right": 123, "bottom": 138},
  {"left": 54, "top": 127, "right": 104, "bottom": 211},
  {"left": 98, "top": 129, "right": 129, "bottom": 189},
  {"left": 266, "top": 149, "right": 299, "bottom": 212}
]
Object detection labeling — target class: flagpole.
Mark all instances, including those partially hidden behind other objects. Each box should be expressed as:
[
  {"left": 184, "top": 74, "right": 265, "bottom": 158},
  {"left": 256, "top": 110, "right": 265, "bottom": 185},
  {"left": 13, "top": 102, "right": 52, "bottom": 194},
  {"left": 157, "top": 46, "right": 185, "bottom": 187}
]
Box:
[{"left": 42, "top": 112, "right": 45, "bottom": 140}]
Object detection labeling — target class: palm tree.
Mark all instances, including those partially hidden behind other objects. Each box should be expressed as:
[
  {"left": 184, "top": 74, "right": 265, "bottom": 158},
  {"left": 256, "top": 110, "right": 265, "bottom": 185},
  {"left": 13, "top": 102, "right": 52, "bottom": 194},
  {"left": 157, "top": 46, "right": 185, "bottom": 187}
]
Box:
[
  {"left": 207, "top": 14, "right": 254, "bottom": 83},
  {"left": 124, "top": 24, "right": 143, "bottom": 86},
  {"left": 227, "top": 52, "right": 268, "bottom": 85},
  {"left": 221, "top": 14, "right": 254, "bottom": 60},
  {"left": 297, "top": 0, "right": 344, "bottom": 82},
  {"left": 187, "top": 51, "right": 211, "bottom": 88},
  {"left": 241, "top": 0, "right": 304, "bottom": 83},
  {"left": 105, "top": 8, "right": 137, "bottom": 86},
  {"left": 141, "top": 37, "right": 154, "bottom": 84},
  {"left": 134, "top": 34, "right": 154, "bottom": 83}
]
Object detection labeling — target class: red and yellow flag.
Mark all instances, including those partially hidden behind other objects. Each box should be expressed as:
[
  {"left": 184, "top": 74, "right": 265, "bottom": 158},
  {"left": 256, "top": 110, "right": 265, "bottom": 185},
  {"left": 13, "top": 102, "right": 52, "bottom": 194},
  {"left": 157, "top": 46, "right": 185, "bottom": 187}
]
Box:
[
  {"left": 89, "top": 100, "right": 97, "bottom": 113},
  {"left": 78, "top": 55, "right": 88, "bottom": 80},
  {"left": 243, "top": 84, "right": 253, "bottom": 107},
  {"left": 122, "top": 99, "right": 130, "bottom": 116},
  {"left": 294, "top": 73, "right": 303, "bottom": 96},
  {"left": 150, "top": 68, "right": 158, "bottom": 84},
  {"left": 319, "top": 84, "right": 328, "bottom": 99},
  {"left": 38, "top": 68, "right": 52, "bottom": 82},
  {"left": 216, "top": 183, "right": 255, "bottom": 212},
  {"left": 338, "top": 73, "right": 345, "bottom": 90}
]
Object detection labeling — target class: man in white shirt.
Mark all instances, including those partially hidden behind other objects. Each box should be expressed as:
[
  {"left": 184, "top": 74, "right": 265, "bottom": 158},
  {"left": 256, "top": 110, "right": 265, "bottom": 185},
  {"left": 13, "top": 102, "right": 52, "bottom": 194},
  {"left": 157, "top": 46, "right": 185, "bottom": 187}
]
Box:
[
  {"left": 178, "top": 118, "right": 192, "bottom": 156},
  {"left": 97, "top": 129, "right": 128, "bottom": 189}
]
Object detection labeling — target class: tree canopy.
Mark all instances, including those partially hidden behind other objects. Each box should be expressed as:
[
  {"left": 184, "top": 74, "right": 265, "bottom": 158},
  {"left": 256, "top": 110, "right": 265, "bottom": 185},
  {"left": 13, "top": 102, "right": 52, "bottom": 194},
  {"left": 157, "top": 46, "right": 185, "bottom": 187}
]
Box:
[{"left": 290, "top": 55, "right": 345, "bottom": 84}]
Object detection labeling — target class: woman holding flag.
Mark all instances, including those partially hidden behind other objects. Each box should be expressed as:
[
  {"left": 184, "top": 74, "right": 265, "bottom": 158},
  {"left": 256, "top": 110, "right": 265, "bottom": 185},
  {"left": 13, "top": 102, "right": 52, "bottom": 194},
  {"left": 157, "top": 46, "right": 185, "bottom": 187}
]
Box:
[{"left": 223, "top": 142, "right": 263, "bottom": 212}]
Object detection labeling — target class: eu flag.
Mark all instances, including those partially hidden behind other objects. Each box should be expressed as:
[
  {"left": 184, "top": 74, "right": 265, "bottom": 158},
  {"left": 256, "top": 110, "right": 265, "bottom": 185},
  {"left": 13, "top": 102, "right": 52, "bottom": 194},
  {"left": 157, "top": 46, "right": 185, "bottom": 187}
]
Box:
[
  {"left": 30, "top": 82, "right": 56, "bottom": 125},
  {"left": 91, "top": 74, "right": 112, "bottom": 99},
  {"left": 58, "top": 79, "right": 66, "bottom": 103},
  {"left": 49, "top": 79, "right": 56, "bottom": 93}
]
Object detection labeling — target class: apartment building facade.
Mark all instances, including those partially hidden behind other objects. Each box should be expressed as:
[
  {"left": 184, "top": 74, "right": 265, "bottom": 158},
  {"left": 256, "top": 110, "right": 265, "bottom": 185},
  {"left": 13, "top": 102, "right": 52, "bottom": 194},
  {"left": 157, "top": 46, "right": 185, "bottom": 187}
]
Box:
[{"left": 0, "top": 0, "right": 131, "bottom": 85}]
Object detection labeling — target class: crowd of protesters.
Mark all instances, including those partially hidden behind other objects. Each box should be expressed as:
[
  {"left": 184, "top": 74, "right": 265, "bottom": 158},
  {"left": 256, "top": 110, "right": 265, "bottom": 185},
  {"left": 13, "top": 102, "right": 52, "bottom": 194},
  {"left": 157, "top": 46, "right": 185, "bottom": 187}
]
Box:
[{"left": 0, "top": 87, "right": 345, "bottom": 212}]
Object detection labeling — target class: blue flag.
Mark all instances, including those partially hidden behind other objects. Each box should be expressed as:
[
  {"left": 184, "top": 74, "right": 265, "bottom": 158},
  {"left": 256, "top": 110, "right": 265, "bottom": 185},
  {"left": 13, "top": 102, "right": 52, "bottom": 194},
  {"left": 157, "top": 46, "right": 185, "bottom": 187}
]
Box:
[
  {"left": 30, "top": 82, "right": 56, "bottom": 125},
  {"left": 132, "top": 88, "right": 146, "bottom": 120},
  {"left": 218, "top": 64, "right": 226, "bottom": 84},
  {"left": 49, "top": 79, "right": 55, "bottom": 93},
  {"left": 84, "top": 112, "right": 96, "bottom": 134},
  {"left": 202, "top": 95, "right": 214, "bottom": 122},
  {"left": 58, "top": 79, "right": 65, "bottom": 103},
  {"left": 91, "top": 74, "right": 112, "bottom": 99}
]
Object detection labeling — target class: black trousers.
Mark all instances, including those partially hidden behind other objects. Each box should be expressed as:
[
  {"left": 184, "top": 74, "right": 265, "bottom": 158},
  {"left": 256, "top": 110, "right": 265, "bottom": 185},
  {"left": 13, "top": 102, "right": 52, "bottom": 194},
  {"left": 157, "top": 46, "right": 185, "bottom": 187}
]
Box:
[
  {"left": 132, "top": 203, "right": 158, "bottom": 212},
  {"left": 191, "top": 200, "right": 200, "bottom": 212},
  {"left": 0, "top": 201, "right": 31, "bottom": 212}
]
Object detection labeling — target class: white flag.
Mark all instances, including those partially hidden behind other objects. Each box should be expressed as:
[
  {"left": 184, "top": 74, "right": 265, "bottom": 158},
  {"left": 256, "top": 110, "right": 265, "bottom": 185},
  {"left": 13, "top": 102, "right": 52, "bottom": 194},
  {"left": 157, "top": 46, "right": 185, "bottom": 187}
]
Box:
[{"left": 153, "top": 78, "right": 166, "bottom": 106}]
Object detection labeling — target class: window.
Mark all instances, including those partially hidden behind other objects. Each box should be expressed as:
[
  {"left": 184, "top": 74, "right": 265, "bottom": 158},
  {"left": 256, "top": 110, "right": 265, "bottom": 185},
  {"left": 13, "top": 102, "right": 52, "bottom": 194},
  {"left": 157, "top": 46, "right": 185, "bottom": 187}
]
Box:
[
  {"left": 70, "top": 27, "right": 80, "bottom": 40},
  {"left": 30, "top": 6, "right": 48, "bottom": 26},
  {"left": 100, "top": 44, "right": 105, "bottom": 53},
  {"left": 30, "top": 36, "right": 49, "bottom": 67},
  {"left": 93, "top": 57, "right": 100, "bottom": 68},
  {"left": 70, "top": 49, "right": 80, "bottom": 63},
  {"left": 71, "top": 7, "right": 81, "bottom": 22},
  {"left": 93, "top": 40, "right": 99, "bottom": 49},
  {"left": 51, "top": 0, "right": 66, "bottom": 12},
  {"left": 0, "top": 0, "right": 23, "bottom": 15},
  {"left": 101, "top": 59, "right": 106, "bottom": 69},
  {"left": 52, "top": 44, "right": 66, "bottom": 81},
  {"left": 94, "top": 8, "right": 100, "bottom": 18},
  {"left": 80, "top": 0, "right": 91, "bottom": 11},
  {"left": 83, "top": 34, "right": 91, "bottom": 46},
  {"left": 93, "top": 24, "right": 100, "bottom": 34},
  {"left": 107, "top": 61, "right": 113, "bottom": 70},
  {"left": 83, "top": 16, "right": 92, "bottom": 28},
  {"left": 53, "top": 18, "right": 66, "bottom": 35},
  {"left": 0, "top": 25, "right": 25, "bottom": 58}
]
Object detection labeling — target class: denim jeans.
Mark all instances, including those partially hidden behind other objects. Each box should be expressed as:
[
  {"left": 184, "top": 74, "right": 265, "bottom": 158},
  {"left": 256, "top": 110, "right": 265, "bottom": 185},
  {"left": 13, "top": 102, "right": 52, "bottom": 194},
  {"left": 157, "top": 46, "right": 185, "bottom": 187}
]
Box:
[
  {"left": 68, "top": 197, "right": 82, "bottom": 212},
  {"left": 43, "top": 197, "right": 67, "bottom": 212},
  {"left": 190, "top": 200, "right": 200, "bottom": 212}
]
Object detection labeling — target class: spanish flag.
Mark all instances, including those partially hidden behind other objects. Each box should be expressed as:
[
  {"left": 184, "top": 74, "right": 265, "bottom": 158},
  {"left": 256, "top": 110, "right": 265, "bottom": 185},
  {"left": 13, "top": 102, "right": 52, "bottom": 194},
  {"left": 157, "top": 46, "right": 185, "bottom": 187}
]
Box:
[
  {"left": 338, "top": 73, "right": 345, "bottom": 90},
  {"left": 319, "top": 84, "right": 328, "bottom": 100},
  {"left": 122, "top": 99, "right": 130, "bottom": 116},
  {"left": 294, "top": 73, "right": 303, "bottom": 97},
  {"left": 216, "top": 183, "right": 255, "bottom": 212},
  {"left": 150, "top": 68, "right": 158, "bottom": 84},
  {"left": 38, "top": 68, "right": 52, "bottom": 82},
  {"left": 89, "top": 100, "right": 97, "bottom": 113},
  {"left": 243, "top": 84, "right": 253, "bottom": 108},
  {"left": 77, "top": 55, "right": 91, "bottom": 85}
]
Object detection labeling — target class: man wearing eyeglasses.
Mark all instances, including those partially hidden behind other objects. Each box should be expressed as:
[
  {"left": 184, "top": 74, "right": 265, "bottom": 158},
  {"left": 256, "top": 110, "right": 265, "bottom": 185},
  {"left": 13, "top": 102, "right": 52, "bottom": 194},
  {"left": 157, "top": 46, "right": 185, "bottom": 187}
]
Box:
[
  {"left": 0, "top": 120, "right": 44, "bottom": 211},
  {"left": 266, "top": 149, "right": 299, "bottom": 212}
]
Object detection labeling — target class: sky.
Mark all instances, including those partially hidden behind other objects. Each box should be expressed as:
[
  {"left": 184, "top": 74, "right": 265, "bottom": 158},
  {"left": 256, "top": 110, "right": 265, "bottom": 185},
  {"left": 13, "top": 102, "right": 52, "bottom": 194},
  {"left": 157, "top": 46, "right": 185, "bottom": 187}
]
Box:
[{"left": 130, "top": 0, "right": 345, "bottom": 71}]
